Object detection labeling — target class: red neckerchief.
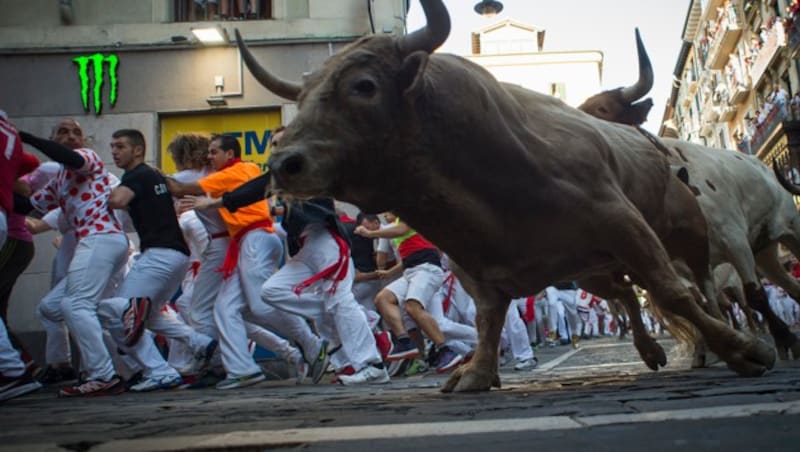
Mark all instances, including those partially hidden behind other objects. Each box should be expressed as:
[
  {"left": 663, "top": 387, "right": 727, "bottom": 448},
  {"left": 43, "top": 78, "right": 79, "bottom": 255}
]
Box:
[
  {"left": 293, "top": 228, "right": 350, "bottom": 296},
  {"left": 441, "top": 273, "right": 456, "bottom": 314},
  {"left": 217, "top": 219, "right": 272, "bottom": 279}
]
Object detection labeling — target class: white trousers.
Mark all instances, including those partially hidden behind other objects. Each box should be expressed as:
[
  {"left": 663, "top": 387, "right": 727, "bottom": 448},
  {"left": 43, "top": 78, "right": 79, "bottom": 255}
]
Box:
[
  {"left": 190, "top": 236, "right": 228, "bottom": 338},
  {"left": 214, "top": 229, "right": 320, "bottom": 378},
  {"left": 53, "top": 233, "right": 128, "bottom": 381},
  {"left": 0, "top": 317, "right": 24, "bottom": 376},
  {"left": 98, "top": 247, "right": 194, "bottom": 379},
  {"left": 261, "top": 225, "right": 380, "bottom": 371},
  {"left": 429, "top": 275, "right": 477, "bottom": 356},
  {"left": 501, "top": 304, "right": 534, "bottom": 361}
]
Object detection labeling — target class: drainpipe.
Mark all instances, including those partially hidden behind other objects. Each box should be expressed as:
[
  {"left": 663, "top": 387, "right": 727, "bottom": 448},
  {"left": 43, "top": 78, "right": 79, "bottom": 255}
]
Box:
[{"left": 59, "top": 0, "right": 74, "bottom": 25}]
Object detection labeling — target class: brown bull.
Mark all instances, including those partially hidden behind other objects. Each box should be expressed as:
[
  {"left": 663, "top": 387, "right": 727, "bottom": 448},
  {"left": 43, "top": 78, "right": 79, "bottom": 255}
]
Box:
[
  {"left": 237, "top": 0, "right": 775, "bottom": 391},
  {"left": 578, "top": 31, "right": 800, "bottom": 362}
]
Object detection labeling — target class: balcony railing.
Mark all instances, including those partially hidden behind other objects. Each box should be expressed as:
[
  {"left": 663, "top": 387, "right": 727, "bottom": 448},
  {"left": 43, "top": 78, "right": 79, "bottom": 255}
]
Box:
[
  {"left": 751, "top": 107, "right": 783, "bottom": 156},
  {"left": 789, "top": 14, "right": 800, "bottom": 57}
]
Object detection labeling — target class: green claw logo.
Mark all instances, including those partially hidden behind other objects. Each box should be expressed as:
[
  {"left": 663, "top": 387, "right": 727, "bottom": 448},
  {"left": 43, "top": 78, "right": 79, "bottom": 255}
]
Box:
[{"left": 73, "top": 53, "right": 119, "bottom": 115}]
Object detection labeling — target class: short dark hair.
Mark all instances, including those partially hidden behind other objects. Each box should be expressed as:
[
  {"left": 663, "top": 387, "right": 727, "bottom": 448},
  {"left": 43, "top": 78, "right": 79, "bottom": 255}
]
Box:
[
  {"left": 211, "top": 134, "right": 241, "bottom": 158},
  {"left": 112, "top": 129, "right": 146, "bottom": 152},
  {"left": 357, "top": 213, "right": 379, "bottom": 224}
]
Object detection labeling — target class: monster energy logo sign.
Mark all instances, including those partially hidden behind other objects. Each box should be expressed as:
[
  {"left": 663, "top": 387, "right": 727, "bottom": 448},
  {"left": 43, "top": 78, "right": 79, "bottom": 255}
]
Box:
[{"left": 73, "top": 53, "right": 119, "bottom": 115}]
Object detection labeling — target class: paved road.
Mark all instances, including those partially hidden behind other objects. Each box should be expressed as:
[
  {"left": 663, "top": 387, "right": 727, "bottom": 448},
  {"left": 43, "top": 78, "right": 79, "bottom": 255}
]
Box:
[{"left": 3, "top": 335, "right": 800, "bottom": 452}]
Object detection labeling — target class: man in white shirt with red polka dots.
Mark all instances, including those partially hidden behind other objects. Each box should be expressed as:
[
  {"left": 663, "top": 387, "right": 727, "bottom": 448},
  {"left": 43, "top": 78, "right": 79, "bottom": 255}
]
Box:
[{"left": 18, "top": 119, "right": 132, "bottom": 397}]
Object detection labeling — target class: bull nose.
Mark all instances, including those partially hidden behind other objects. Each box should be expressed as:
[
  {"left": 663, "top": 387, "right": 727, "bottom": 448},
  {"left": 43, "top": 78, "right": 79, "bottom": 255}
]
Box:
[{"left": 269, "top": 151, "right": 306, "bottom": 177}]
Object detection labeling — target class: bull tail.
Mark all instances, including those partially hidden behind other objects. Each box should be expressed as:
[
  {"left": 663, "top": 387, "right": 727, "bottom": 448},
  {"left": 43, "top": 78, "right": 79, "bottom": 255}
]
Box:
[
  {"left": 772, "top": 158, "right": 800, "bottom": 196},
  {"left": 645, "top": 289, "right": 699, "bottom": 346}
]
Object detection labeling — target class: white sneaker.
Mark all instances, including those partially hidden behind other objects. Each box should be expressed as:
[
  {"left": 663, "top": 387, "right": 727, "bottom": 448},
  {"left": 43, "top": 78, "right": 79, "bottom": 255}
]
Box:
[
  {"left": 129, "top": 374, "right": 183, "bottom": 392},
  {"left": 337, "top": 365, "right": 390, "bottom": 385},
  {"left": 513, "top": 357, "right": 538, "bottom": 371},
  {"left": 289, "top": 349, "right": 308, "bottom": 384}
]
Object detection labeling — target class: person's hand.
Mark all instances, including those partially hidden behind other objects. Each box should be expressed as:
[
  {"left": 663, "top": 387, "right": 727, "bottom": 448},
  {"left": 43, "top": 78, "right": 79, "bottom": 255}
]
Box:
[
  {"left": 180, "top": 194, "right": 219, "bottom": 211},
  {"left": 354, "top": 225, "right": 370, "bottom": 237},
  {"left": 376, "top": 269, "right": 391, "bottom": 279}
]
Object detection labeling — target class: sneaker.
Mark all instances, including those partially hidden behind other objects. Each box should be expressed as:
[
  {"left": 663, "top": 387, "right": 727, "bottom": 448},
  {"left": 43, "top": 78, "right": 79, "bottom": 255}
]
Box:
[
  {"left": 59, "top": 376, "right": 125, "bottom": 397},
  {"left": 38, "top": 365, "right": 78, "bottom": 385},
  {"left": 513, "top": 357, "right": 538, "bottom": 371},
  {"left": 571, "top": 334, "right": 580, "bottom": 349},
  {"left": 308, "top": 340, "right": 331, "bottom": 384},
  {"left": 289, "top": 349, "right": 309, "bottom": 384},
  {"left": 338, "top": 364, "right": 390, "bottom": 385},
  {"left": 124, "top": 371, "right": 144, "bottom": 391},
  {"left": 129, "top": 374, "right": 183, "bottom": 392},
  {"left": 386, "top": 338, "right": 419, "bottom": 361},
  {"left": 374, "top": 330, "right": 393, "bottom": 360},
  {"left": 330, "top": 365, "right": 356, "bottom": 384},
  {"left": 180, "top": 371, "right": 223, "bottom": 389},
  {"left": 434, "top": 346, "right": 464, "bottom": 374},
  {"left": 0, "top": 372, "right": 43, "bottom": 402},
  {"left": 387, "top": 359, "right": 409, "bottom": 377},
  {"left": 403, "top": 359, "right": 429, "bottom": 377},
  {"left": 215, "top": 372, "right": 266, "bottom": 390},
  {"left": 195, "top": 339, "right": 219, "bottom": 372},
  {"left": 122, "top": 297, "right": 151, "bottom": 347}
]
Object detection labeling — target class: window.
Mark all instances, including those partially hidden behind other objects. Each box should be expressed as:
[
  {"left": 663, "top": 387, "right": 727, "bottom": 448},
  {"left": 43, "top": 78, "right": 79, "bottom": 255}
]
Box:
[{"left": 174, "top": 0, "right": 273, "bottom": 22}]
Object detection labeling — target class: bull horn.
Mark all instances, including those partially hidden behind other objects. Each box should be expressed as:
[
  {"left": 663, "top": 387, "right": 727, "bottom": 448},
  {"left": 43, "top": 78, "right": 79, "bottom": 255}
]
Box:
[
  {"left": 398, "top": 0, "right": 451, "bottom": 55},
  {"left": 620, "top": 28, "right": 654, "bottom": 104},
  {"left": 773, "top": 159, "right": 800, "bottom": 196},
  {"left": 235, "top": 29, "right": 301, "bottom": 101}
]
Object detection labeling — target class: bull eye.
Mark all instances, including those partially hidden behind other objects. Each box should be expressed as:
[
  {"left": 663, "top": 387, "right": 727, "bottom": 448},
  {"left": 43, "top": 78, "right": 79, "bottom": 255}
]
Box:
[{"left": 352, "top": 78, "right": 377, "bottom": 97}]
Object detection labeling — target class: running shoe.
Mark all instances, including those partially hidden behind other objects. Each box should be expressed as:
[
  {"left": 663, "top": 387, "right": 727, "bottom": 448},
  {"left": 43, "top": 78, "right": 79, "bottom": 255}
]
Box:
[
  {"left": 338, "top": 364, "right": 390, "bottom": 385},
  {"left": 129, "top": 374, "right": 183, "bottom": 392},
  {"left": 59, "top": 375, "right": 125, "bottom": 397},
  {"left": 308, "top": 340, "right": 331, "bottom": 384},
  {"left": 0, "top": 372, "right": 42, "bottom": 402},
  {"left": 433, "top": 346, "right": 464, "bottom": 374},
  {"left": 215, "top": 372, "right": 266, "bottom": 390}
]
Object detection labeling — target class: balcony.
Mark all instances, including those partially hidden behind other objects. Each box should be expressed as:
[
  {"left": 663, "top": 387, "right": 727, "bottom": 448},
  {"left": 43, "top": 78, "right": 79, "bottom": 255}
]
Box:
[
  {"left": 750, "top": 21, "right": 786, "bottom": 87},
  {"left": 700, "top": 122, "right": 714, "bottom": 138},
  {"left": 706, "top": 23, "right": 743, "bottom": 70},
  {"left": 718, "top": 105, "right": 737, "bottom": 121},
  {"left": 702, "top": 96, "right": 719, "bottom": 123},
  {"left": 728, "top": 78, "right": 751, "bottom": 104}
]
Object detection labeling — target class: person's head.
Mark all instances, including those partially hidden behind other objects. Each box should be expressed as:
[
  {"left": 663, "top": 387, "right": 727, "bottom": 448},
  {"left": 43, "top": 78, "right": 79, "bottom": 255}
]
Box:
[
  {"left": 110, "top": 129, "right": 146, "bottom": 170},
  {"left": 167, "top": 133, "right": 211, "bottom": 171},
  {"left": 208, "top": 134, "right": 240, "bottom": 171},
  {"left": 382, "top": 211, "right": 396, "bottom": 223},
  {"left": 51, "top": 118, "right": 85, "bottom": 150},
  {"left": 357, "top": 212, "right": 381, "bottom": 231}
]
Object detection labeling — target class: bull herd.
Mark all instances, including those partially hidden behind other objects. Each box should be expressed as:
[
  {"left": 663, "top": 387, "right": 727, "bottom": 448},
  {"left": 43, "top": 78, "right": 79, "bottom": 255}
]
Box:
[{"left": 238, "top": 0, "right": 800, "bottom": 392}]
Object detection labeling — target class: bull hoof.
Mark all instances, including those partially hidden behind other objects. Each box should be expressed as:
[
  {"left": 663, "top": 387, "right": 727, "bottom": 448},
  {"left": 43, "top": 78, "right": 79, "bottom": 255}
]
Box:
[
  {"left": 633, "top": 337, "right": 667, "bottom": 371},
  {"left": 720, "top": 335, "right": 776, "bottom": 377},
  {"left": 441, "top": 363, "right": 500, "bottom": 393}
]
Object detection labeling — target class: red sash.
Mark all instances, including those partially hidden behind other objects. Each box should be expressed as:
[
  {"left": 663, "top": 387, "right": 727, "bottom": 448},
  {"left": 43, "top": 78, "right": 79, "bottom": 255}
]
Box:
[
  {"left": 522, "top": 296, "right": 536, "bottom": 322},
  {"left": 190, "top": 261, "right": 201, "bottom": 278},
  {"left": 293, "top": 228, "right": 350, "bottom": 296},
  {"left": 441, "top": 273, "right": 456, "bottom": 314},
  {"left": 217, "top": 219, "right": 272, "bottom": 280}
]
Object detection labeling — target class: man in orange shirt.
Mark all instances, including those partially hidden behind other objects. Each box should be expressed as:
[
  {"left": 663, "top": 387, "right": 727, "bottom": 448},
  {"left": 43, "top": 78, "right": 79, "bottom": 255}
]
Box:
[{"left": 167, "top": 134, "right": 324, "bottom": 389}]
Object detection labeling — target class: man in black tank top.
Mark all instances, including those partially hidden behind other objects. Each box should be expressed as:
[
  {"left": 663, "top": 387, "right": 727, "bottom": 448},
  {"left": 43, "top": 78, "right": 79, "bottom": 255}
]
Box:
[{"left": 97, "top": 129, "right": 217, "bottom": 392}]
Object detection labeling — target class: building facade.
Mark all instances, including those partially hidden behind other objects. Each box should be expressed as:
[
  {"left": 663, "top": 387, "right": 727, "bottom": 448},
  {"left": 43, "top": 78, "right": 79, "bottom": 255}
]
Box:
[
  {"left": 0, "top": 0, "right": 408, "bottom": 351},
  {"left": 465, "top": 19, "right": 603, "bottom": 108},
  {"left": 661, "top": 0, "right": 800, "bottom": 176}
]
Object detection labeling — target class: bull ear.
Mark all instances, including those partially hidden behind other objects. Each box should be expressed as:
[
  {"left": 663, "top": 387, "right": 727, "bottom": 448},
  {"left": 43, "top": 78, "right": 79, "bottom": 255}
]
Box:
[{"left": 398, "top": 51, "right": 429, "bottom": 101}]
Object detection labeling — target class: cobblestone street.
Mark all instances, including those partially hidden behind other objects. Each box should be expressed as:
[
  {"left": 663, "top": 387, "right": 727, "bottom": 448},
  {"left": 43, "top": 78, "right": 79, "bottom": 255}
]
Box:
[{"left": 3, "top": 335, "right": 800, "bottom": 451}]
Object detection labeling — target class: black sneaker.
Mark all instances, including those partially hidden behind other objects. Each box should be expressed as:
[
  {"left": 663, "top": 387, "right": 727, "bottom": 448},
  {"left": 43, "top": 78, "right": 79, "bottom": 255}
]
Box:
[
  {"left": 0, "top": 372, "right": 42, "bottom": 402},
  {"left": 308, "top": 340, "right": 331, "bottom": 384},
  {"left": 38, "top": 365, "right": 78, "bottom": 385},
  {"left": 433, "top": 346, "right": 464, "bottom": 374},
  {"left": 386, "top": 339, "right": 419, "bottom": 361}
]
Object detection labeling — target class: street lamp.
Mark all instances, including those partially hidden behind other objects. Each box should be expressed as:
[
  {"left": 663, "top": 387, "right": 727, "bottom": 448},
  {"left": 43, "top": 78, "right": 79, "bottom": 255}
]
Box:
[{"left": 474, "top": 0, "right": 503, "bottom": 17}]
